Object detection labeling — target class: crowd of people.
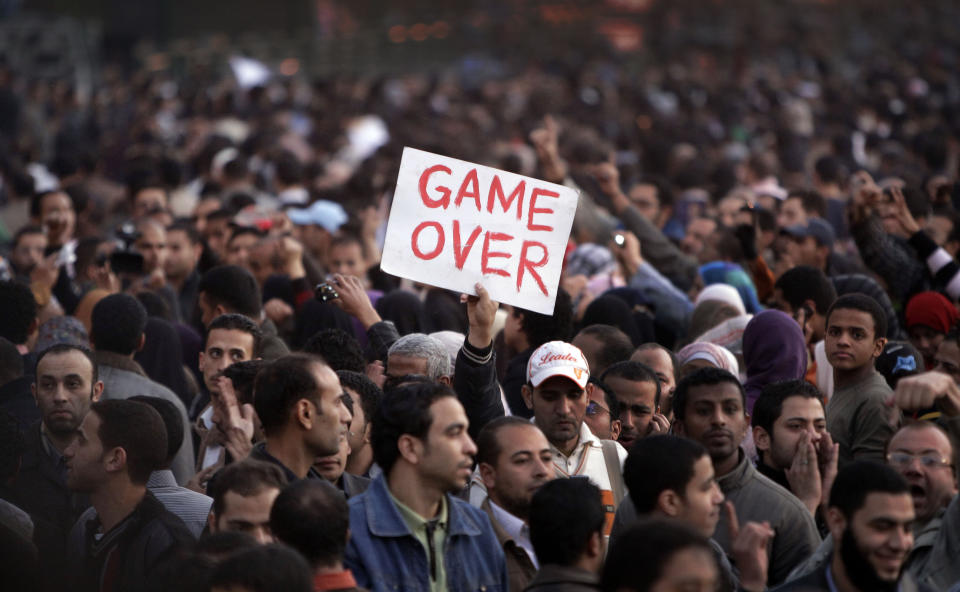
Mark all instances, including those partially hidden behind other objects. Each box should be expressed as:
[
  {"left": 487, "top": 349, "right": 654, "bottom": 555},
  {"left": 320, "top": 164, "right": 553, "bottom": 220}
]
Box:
[{"left": 3, "top": 2, "right": 960, "bottom": 591}]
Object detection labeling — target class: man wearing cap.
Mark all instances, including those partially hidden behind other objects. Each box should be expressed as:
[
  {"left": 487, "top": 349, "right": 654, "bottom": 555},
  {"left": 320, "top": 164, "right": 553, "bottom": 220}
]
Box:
[
  {"left": 288, "top": 200, "right": 349, "bottom": 264},
  {"left": 521, "top": 341, "right": 627, "bottom": 536},
  {"left": 782, "top": 218, "right": 862, "bottom": 278}
]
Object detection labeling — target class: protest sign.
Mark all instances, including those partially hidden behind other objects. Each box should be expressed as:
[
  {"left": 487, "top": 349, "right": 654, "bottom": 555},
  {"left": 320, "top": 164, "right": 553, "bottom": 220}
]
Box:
[{"left": 381, "top": 147, "right": 579, "bottom": 314}]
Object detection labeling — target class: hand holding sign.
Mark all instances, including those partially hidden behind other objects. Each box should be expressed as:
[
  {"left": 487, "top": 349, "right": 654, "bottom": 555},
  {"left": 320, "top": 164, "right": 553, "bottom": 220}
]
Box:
[{"left": 382, "top": 148, "right": 578, "bottom": 315}]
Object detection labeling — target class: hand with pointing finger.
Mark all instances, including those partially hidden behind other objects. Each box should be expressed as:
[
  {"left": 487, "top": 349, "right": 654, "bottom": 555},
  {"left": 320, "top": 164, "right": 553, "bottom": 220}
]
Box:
[{"left": 726, "top": 502, "right": 773, "bottom": 592}]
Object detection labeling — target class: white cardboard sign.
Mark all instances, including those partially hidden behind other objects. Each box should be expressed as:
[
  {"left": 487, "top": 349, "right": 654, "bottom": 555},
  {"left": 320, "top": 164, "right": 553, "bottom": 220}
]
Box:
[{"left": 381, "top": 147, "right": 578, "bottom": 314}]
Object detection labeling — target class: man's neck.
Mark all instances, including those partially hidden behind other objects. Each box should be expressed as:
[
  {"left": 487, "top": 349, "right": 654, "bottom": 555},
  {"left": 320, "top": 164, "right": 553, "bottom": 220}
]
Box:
[
  {"left": 552, "top": 432, "right": 581, "bottom": 458},
  {"left": 167, "top": 271, "right": 189, "bottom": 292},
  {"left": 713, "top": 449, "right": 740, "bottom": 477},
  {"left": 489, "top": 495, "right": 528, "bottom": 524},
  {"left": 264, "top": 436, "right": 314, "bottom": 480},
  {"left": 43, "top": 424, "right": 76, "bottom": 455},
  {"left": 386, "top": 467, "right": 444, "bottom": 520},
  {"left": 834, "top": 364, "right": 875, "bottom": 390},
  {"left": 91, "top": 481, "right": 147, "bottom": 533}
]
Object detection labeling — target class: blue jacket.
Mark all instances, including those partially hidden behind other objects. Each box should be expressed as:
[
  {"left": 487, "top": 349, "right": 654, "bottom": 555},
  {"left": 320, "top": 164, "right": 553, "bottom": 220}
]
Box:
[{"left": 344, "top": 474, "right": 508, "bottom": 592}]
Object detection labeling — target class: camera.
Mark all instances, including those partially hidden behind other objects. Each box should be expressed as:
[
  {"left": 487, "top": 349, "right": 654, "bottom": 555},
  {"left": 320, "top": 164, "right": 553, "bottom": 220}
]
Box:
[
  {"left": 315, "top": 282, "right": 340, "bottom": 302},
  {"left": 109, "top": 223, "right": 145, "bottom": 275}
]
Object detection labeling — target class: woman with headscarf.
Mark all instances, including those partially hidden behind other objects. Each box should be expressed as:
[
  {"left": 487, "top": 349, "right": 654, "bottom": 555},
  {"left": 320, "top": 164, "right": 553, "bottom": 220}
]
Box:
[
  {"left": 676, "top": 342, "right": 740, "bottom": 379},
  {"left": 905, "top": 291, "right": 958, "bottom": 370},
  {"left": 742, "top": 310, "right": 807, "bottom": 414}
]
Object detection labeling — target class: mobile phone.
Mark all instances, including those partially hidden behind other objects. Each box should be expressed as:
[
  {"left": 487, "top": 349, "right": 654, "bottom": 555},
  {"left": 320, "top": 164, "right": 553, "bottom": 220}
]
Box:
[{"left": 613, "top": 233, "right": 625, "bottom": 247}]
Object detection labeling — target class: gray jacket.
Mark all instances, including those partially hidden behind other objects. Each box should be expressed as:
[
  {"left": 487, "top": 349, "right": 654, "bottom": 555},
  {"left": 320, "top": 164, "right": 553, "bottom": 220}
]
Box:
[
  {"left": 96, "top": 352, "right": 195, "bottom": 486},
  {"left": 713, "top": 450, "right": 821, "bottom": 587}
]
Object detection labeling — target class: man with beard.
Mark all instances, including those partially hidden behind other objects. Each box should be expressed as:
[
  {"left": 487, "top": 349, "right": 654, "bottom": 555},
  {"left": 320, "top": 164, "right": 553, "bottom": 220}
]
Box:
[
  {"left": 4, "top": 344, "right": 101, "bottom": 589},
  {"left": 475, "top": 416, "right": 554, "bottom": 591},
  {"left": 344, "top": 381, "right": 507, "bottom": 592},
  {"left": 672, "top": 367, "right": 820, "bottom": 586},
  {"left": 772, "top": 461, "right": 935, "bottom": 592}
]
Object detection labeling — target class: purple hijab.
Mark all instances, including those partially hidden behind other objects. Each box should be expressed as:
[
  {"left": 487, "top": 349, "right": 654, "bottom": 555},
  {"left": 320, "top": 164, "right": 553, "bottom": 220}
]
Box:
[{"left": 742, "top": 310, "right": 807, "bottom": 413}]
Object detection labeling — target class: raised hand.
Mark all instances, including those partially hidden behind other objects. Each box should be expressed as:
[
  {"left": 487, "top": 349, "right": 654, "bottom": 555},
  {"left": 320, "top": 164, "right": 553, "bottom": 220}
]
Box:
[{"left": 726, "top": 502, "right": 773, "bottom": 592}]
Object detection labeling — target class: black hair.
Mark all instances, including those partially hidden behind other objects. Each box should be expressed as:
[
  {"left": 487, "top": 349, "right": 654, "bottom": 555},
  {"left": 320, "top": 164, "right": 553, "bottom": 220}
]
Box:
[
  {"left": 589, "top": 377, "right": 621, "bottom": 419},
  {"left": 129, "top": 396, "right": 184, "bottom": 468},
  {"left": 12, "top": 224, "right": 44, "bottom": 246},
  {"left": 198, "top": 265, "right": 262, "bottom": 321},
  {"left": 222, "top": 359, "right": 267, "bottom": 406},
  {"left": 624, "top": 435, "right": 710, "bottom": 513},
  {"left": 829, "top": 460, "right": 910, "bottom": 519},
  {"left": 0, "top": 336, "right": 24, "bottom": 385},
  {"left": 517, "top": 288, "right": 573, "bottom": 347},
  {"left": 786, "top": 189, "right": 827, "bottom": 218},
  {"left": 166, "top": 219, "right": 201, "bottom": 244},
  {"left": 529, "top": 477, "right": 605, "bottom": 567},
  {"left": 270, "top": 480, "right": 349, "bottom": 569},
  {"left": 208, "top": 544, "right": 313, "bottom": 592},
  {"left": 600, "top": 361, "right": 662, "bottom": 407},
  {"left": 227, "top": 225, "right": 265, "bottom": 246},
  {"left": 371, "top": 381, "right": 456, "bottom": 474},
  {"left": 35, "top": 343, "right": 98, "bottom": 383},
  {"left": 826, "top": 293, "right": 887, "bottom": 341},
  {"left": 672, "top": 367, "right": 745, "bottom": 422},
  {"left": 29, "top": 189, "right": 73, "bottom": 218},
  {"left": 602, "top": 519, "right": 716, "bottom": 592},
  {"left": 476, "top": 416, "right": 538, "bottom": 467},
  {"left": 205, "top": 313, "right": 263, "bottom": 357},
  {"left": 576, "top": 324, "right": 634, "bottom": 373},
  {"left": 336, "top": 370, "right": 382, "bottom": 427},
  {"left": 814, "top": 156, "right": 843, "bottom": 184},
  {"left": 303, "top": 328, "right": 365, "bottom": 373},
  {"left": 91, "top": 399, "right": 168, "bottom": 485},
  {"left": 774, "top": 265, "right": 838, "bottom": 315},
  {"left": 0, "top": 280, "right": 37, "bottom": 345},
  {"left": 253, "top": 354, "right": 328, "bottom": 434},
  {"left": 207, "top": 459, "right": 288, "bottom": 517},
  {"left": 751, "top": 380, "right": 823, "bottom": 435},
  {"left": 90, "top": 293, "right": 148, "bottom": 355},
  {"left": 274, "top": 151, "right": 304, "bottom": 186},
  {"left": 712, "top": 227, "right": 744, "bottom": 262}
]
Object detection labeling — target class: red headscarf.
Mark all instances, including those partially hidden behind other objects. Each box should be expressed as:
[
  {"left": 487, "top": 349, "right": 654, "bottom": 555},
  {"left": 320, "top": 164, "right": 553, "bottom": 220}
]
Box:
[{"left": 905, "top": 291, "right": 958, "bottom": 333}]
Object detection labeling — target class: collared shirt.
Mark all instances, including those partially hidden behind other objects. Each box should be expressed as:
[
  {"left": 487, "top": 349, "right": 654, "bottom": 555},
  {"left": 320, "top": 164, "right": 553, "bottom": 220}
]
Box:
[
  {"left": 388, "top": 490, "right": 449, "bottom": 592},
  {"left": 489, "top": 500, "right": 537, "bottom": 568},
  {"left": 248, "top": 442, "right": 323, "bottom": 483},
  {"left": 146, "top": 470, "right": 213, "bottom": 538}
]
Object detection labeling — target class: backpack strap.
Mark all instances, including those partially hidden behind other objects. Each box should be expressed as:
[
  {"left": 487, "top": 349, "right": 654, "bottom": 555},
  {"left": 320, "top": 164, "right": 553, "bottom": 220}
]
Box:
[{"left": 600, "top": 439, "right": 625, "bottom": 507}]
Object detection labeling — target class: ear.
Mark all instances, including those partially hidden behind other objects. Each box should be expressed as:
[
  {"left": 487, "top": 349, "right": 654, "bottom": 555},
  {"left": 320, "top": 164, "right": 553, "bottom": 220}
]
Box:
[
  {"left": 873, "top": 337, "right": 888, "bottom": 358},
  {"left": 30, "top": 382, "right": 37, "bottom": 402},
  {"left": 753, "top": 426, "right": 771, "bottom": 453},
  {"left": 136, "top": 333, "right": 146, "bottom": 353},
  {"left": 193, "top": 243, "right": 204, "bottom": 262},
  {"left": 657, "top": 489, "right": 683, "bottom": 517},
  {"left": 215, "top": 304, "right": 227, "bottom": 318},
  {"left": 397, "top": 433, "right": 421, "bottom": 465},
  {"left": 521, "top": 384, "right": 534, "bottom": 410},
  {"left": 92, "top": 381, "right": 104, "bottom": 402},
  {"left": 479, "top": 462, "right": 497, "bottom": 490},
  {"left": 104, "top": 446, "right": 127, "bottom": 474},
  {"left": 825, "top": 507, "right": 846, "bottom": 543},
  {"left": 673, "top": 419, "right": 686, "bottom": 437},
  {"left": 803, "top": 299, "right": 817, "bottom": 315},
  {"left": 198, "top": 351, "right": 206, "bottom": 372},
  {"left": 438, "top": 375, "right": 452, "bottom": 387},
  {"left": 585, "top": 530, "right": 603, "bottom": 559},
  {"left": 28, "top": 317, "right": 39, "bottom": 337},
  {"left": 207, "top": 511, "right": 218, "bottom": 532},
  {"left": 294, "top": 399, "right": 314, "bottom": 430},
  {"left": 610, "top": 419, "right": 622, "bottom": 441}
]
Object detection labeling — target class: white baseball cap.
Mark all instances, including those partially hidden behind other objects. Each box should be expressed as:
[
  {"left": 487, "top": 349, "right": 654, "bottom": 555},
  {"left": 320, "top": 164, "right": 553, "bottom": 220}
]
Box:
[{"left": 527, "top": 341, "right": 590, "bottom": 389}]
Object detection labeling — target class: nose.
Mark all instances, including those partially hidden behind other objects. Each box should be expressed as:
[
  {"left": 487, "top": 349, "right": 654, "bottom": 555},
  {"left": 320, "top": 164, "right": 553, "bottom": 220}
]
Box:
[
  {"left": 710, "top": 407, "right": 727, "bottom": 427},
  {"left": 808, "top": 427, "right": 822, "bottom": 444},
  {"left": 889, "top": 527, "right": 912, "bottom": 552},
  {"left": 252, "top": 526, "right": 274, "bottom": 545},
  {"left": 711, "top": 483, "right": 724, "bottom": 505},
  {"left": 557, "top": 397, "right": 573, "bottom": 417},
  {"left": 534, "top": 455, "right": 551, "bottom": 477},
  {"left": 463, "top": 433, "right": 478, "bottom": 457}
]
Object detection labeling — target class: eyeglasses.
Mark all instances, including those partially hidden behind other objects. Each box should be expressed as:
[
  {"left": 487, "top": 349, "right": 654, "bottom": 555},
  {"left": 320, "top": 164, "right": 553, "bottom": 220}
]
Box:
[
  {"left": 886, "top": 452, "right": 953, "bottom": 469},
  {"left": 586, "top": 400, "right": 611, "bottom": 417}
]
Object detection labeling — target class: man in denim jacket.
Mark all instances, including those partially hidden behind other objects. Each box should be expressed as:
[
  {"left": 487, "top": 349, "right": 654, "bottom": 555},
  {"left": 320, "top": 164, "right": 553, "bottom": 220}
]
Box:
[{"left": 344, "top": 381, "right": 508, "bottom": 592}]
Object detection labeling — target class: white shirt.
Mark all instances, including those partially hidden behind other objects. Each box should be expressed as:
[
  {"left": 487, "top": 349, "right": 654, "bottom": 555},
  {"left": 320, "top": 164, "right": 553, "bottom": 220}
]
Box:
[{"left": 489, "top": 500, "right": 538, "bottom": 568}]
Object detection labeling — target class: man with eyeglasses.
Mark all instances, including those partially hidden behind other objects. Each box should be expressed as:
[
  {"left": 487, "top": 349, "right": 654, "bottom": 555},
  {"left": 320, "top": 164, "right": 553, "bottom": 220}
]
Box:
[
  {"left": 583, "top": 379, "right": 621, "bottom": 441},
  {"left": 789, "top": 370, "right": 960, "bottom": 589}
]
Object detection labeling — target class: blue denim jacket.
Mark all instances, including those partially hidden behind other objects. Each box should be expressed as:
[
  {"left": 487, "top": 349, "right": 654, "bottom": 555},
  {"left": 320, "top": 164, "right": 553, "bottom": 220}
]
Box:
[{"left": 344, "top": 475, "right": 508, "bottom": 592}]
